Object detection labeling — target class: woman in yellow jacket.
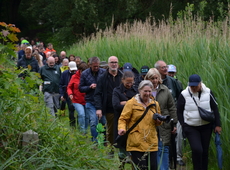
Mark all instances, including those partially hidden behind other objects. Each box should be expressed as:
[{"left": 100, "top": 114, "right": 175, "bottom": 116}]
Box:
[{"left": 118, "top": 80, "right": 162, "bottom": 170}]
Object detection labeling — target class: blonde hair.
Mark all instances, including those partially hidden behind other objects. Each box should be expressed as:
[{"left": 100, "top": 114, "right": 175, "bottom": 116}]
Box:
[{"left": 144, "top": 68, "right": 163, "bottom": 84}]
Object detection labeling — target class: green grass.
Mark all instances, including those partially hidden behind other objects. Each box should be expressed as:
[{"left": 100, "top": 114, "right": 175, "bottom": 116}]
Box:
[{"left": 67, "top": 16, "right": 230, "bottom": 169}]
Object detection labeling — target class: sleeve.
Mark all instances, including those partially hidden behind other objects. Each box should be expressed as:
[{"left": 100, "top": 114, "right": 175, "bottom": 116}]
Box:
[
  {"left": 79, "top": 73, "right": 91, "bottom": 93},
  {"left": 177, "top": 93, "right": 186, "bottom": 126},
  {"left": 210, "top": 91, "right": 221, "bottom": 127},
  {"left": 59, "top": 72, "right": 65, "bottom": 97},
  {"left": 94, "top": 75, "right": 103, "bottom": 110},
  {"left": 112, "top": 88, "right": 124, "bottom": 113},
  {"left": 67, "top": 76, "right": 74, "bottom": 96},
  {"left": 118, "top": 100, "right": 133, "bottom": 131},
  {"left": 167, "top": 90, "right": 178, "bottom": 125}
]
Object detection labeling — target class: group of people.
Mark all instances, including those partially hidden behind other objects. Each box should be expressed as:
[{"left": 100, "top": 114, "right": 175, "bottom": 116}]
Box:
[{"left": 16, "top": 40, "right": 222, "bottom": 170}]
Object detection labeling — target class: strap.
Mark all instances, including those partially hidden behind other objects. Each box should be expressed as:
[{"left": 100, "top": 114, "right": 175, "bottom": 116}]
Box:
[
  {"left": 188, "top": 88, "right": 199, "bottom": 107},
  {"left": 126, "top": 102, "right": 156, "bottom": 135}
]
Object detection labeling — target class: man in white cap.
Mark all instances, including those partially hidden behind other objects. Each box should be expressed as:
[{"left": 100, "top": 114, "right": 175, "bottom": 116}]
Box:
[
  {"left": 59, "top": 61, "right": 78, "bottom": 127},
  {"left": 17, "top": 46, "right": 40, "bottom": 77}
]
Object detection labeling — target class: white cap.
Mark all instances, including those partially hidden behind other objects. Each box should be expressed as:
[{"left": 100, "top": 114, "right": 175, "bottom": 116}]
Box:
[
  {"left": 68, "top": 61, "right": 78, "bottom": 71},
  {"left": 26, "top": 46, "right": 32, "bottom": 51},
  {"left": 168, "top": 64, "right": 176, "bottom": 72}
]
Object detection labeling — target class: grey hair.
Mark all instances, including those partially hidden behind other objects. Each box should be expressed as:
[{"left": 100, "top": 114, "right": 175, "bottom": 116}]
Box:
[
  {"left": 154, "top": 60, "right": 165, "bottom": 69},
  {"left": 138, "top": 80, "right": 153, "bottom": 91},
  {"left": 89, "top": 56, "right": 100, "bottom": 64}
]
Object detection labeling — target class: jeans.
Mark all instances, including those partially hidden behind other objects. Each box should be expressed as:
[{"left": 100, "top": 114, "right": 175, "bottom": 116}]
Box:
[
  {"left": 85, "top": 102, "right": 106, "bottom": 142},
  {"left": 72, "top": 103, "right": 88, "bottom": 133},
  {"left": 157, "top": 140, "right": 169, "bottom": 170},
  {"left": 44, "top": 92, "right": 60, "bottom": 116}
]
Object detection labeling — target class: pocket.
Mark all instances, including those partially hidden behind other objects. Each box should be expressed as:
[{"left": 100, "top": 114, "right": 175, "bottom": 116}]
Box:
[{"left": 128, "top": 129, "right": 141, "bottom": 147}]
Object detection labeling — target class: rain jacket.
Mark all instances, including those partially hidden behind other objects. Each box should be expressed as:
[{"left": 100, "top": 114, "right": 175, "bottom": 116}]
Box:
[{"left": 118, "top": 94, "right": 161, "bottom": 152}]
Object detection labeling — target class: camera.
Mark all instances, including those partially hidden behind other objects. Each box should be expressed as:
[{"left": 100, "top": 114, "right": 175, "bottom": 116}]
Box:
[{"left": 153, "top": 113, "right": 170, "bottom": 123}]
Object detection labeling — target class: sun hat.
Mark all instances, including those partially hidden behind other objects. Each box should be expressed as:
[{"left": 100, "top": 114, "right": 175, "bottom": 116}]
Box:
[
  {"left": 68, "top": 61, "right": 78, "bottom": 71},
  {"left": 168, "top": 64, "right": 177, "bottom": 72},
  {"left": 189, "top": 74, "right": 201, "bottom": 86}
]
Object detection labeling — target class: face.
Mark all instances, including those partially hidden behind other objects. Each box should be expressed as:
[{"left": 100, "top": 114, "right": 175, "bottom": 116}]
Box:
[
  {"left": 122, "top": 77, "right": 134, "bottom": 89},
  {"left": 157, "top": 61, "right": 168, "bottom": 77},
  {"left": 75, "top": 58, "right": 81, "bottom": 65},
  {"left": 25, "top": 48, "right": 32, "bottom": 58},
  {"left": 108, "top": 56, "right": 118, "bottom": 72},
  {"left": 48, "top": 45, "right": 53, "bottom": 50},
  {"left": 47, "top": 57, "right": 55, "bottom": 68},
  {"left": 148, "top": 75, "right": 160, "bottom": 87},
  {"left": 190, "top": 83, "right": 202, "bottom": 93},
  {"left": 62, "top": 60, "right": 69, "bottom": 66},
  {"left": 69, "top": 56, "right": 75, "bottom": 61},
  {"left": 60, "top": 52, "right": 66, "bottom": 59},
  {"left": 139, "top": 86, "right": 152, "bottom": 101},
  {"left": 90, "top": 62, "right": 100, "bottom": 73},
  {"left": 54, "top": 57, "right": 59, "bottom": 63},
  {"left": 168, "top": 72, "right": 176, "bottom": 77},
  {"left": 46, "top": 52, "right": 51, "bottom": 58}
]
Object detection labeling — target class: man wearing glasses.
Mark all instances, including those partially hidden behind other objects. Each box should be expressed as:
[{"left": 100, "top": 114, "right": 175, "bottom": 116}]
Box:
[{"left": 94, "top": 56, "right": 123, "bottom": 151}]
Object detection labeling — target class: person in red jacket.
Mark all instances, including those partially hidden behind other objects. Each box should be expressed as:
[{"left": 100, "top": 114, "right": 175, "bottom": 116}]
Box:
[{"left": 67, "top": 62, "right": 89, "bottom": 133}]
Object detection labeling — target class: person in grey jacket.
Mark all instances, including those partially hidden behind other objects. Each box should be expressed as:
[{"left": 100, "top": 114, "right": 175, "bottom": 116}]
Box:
[{"left": 145, "top": 68, "right": 177, "bottom": 170}]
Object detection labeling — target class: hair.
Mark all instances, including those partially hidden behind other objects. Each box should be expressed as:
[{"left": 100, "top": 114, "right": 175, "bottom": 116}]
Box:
[
  {"left": 138, "top": 80, "right": 153, "bottom": 91},
  {"left": 89, "top": 56, "right": 100, "bottom": 64},
  {"left": 75, "top": 56, "right": 81, "bottom": 59},
  {"left": 154, "top": 60, "right": 165, "bottom": 69},
  {"left": 145, "top": 68, "right": 162, "bottom": 84},
  {"left": 62, "top": 58, "right": 69, "bottom": 63},
  {"left": 78, "top": 62, "right": 88, "bottom": 72},
  {"left": 47, "top": 43, "right": 53, "bottom": 46},
  {"left": 69, "top": 54, "right": 75, "bottom": 60},
  {"left": 122, "top": 71, "right": 134, "bottom": 80},
  {"left": 108, "top": 56, "right": 118, "bottom": 63}
]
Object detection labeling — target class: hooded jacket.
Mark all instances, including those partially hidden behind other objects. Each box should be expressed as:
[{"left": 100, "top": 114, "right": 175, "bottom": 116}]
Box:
[
  {"left": 67, "top": 70, "right": 86, "bottom": 105},
  {"left": 118, "top": 94, "right": 162, "bottom": 152}
]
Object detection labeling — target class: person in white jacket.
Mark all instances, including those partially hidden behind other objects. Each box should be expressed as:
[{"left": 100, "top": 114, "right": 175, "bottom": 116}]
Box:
[{"left": 177, "top": 74, "right": 221, "bottom": 170}]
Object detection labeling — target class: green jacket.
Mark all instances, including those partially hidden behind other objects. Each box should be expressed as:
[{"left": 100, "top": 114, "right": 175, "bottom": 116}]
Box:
[
  {"left": 39, "top": 64, "right": 61, "bottom": 93},
  {"left": 156, "top": 84, "right": 177, "bottom": 145}
]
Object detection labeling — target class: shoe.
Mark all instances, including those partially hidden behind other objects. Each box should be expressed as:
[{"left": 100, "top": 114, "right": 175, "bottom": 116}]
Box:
[{"left": 177, "top": 160, "right": 185, "bottom": 166}]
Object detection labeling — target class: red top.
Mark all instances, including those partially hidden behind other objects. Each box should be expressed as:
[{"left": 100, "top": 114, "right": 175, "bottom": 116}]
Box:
[{"left": 67, "top": 70, "right": 86, "bottom": 105}]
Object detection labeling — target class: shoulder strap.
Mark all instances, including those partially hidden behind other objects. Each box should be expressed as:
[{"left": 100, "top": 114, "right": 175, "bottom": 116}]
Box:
[
  {"left": 126, "top": 102, "right": 156, "bottom": 135},
  {"left": 188, "top": 88, "right": 199, "bottom": 107}
]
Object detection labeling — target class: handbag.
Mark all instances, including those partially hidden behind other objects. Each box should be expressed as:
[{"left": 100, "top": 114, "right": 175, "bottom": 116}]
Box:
[
  {"left": 188, "top": 89, "right": 215, "bottom": 122},
  {"left": 114, "top": 103, "right": 156, "bottom": 149}
]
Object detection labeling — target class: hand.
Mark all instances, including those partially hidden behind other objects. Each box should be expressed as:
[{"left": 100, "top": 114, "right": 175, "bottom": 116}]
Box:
[
  {"left": 69, "top": 95, "right": 73, "bottom": 100},
  {"left": 118, "top": 129, "right": 126, "bottom": 136},
  {"left": 120, "top": 101, "right": 127, "bottom": 105},
  {"left": 172, "top": 127, "right": 177, "bottom": 134},
  {"left": 90, "top": 83, "right": 97, "bottom": 89},
  {"left": 214, "top": 126, "right": 222, "bottom": 135},
  {"left": 96, "top": 110, "right": 102, "bottom": 120},
  {"left": 60, "top": 96, "right": 66, "bottom": 101}
]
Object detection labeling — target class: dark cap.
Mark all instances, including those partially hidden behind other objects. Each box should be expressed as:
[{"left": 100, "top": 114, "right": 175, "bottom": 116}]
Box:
[
  {"left": 123, "top": 63, "right": 133, "bottom": 72},
  {"left": 189, "top": 74, "right": 201, "bottom": 86},
  {"left": 140, "top": 66, "right": 149, "bottom": 76}
]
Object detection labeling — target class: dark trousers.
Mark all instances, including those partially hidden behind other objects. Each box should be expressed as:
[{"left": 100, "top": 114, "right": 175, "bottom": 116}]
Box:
[
  {"left": 130, "top": 151, "right": 157, "bottom": 170},
  {"left": 183, "top": 123, "right": 212, "bottom": 170},
  {"left": 105, "top": 113, "right": 114, "bottom": 145},
  {"left": 65, "top": 97, "right": 75, "bottom": 127}
]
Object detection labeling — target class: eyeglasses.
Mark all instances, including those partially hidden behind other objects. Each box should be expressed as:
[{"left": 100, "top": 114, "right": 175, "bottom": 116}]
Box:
[
  {"left": 109, "top": 61, "right": 118, "bottom": 64},
  {"left": 160, "top": 66, "right": 168, "bottom": 69}
]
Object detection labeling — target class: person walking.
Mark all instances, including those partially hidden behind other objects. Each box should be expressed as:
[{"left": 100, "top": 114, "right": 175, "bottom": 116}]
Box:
[
  {"left": 94, "top": 56, "right": 123, "bottom": 147},
  {"left": 145, "top": 68, "right": 177, "bottom": 170},
  {"left": 177, "top": 74, "right": 221, "bottom": 170},
  {"left": 118, "top": 80, "right": 162, "bottom": 170},
  {"left": 79, "top": 57, "right": 105, "bottom": 142}
]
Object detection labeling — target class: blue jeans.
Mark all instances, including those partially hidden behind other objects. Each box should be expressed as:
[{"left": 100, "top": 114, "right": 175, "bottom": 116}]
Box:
[
  {"left": 72, "top": 103, "right": 88, "bottom": 134},
  {"left": 85, "top": 102, "right": 106, "bottom": 142},
  {"left": 157, "top": 140, "right": 169, "bottom": 170}
]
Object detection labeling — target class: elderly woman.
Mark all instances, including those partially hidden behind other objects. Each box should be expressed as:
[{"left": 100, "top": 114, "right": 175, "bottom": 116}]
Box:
[
  {"left": 145, "top": 68, "right": 177, "bottom": 170},
  {"left": 177, "top": 74, "right": 221, "bottom": 170},
  {"left": 118, "top": 80, "right": 162, "bottom": 170}
]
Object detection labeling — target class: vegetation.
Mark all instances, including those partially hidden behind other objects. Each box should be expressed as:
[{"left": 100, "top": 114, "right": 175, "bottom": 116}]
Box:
[{"left": 67, "top": 13, "right": 230, "bottom": 169}]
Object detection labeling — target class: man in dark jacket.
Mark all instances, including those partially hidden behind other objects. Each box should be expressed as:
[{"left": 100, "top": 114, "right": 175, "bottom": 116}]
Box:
[
  {"left": 59, "top": 61, "right": 77, "bottom": 127},
  {"left": 94, "top": 56, "right": 123, "bottom": 147},
  {"left": 79, "top": 57, "right": 105, "bottom": 142},
  {"left": 39, "top": 57, "right": 61, "bottom": 117},
  {"left": 17, "top": 46, "right": 40, "bottom": 77}
]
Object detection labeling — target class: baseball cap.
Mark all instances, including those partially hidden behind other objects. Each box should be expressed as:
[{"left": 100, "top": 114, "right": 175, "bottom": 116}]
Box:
[
  {"left": 168, "top": 64, "right": 177, "bottom": 72},
  {"left": 25, "top": 46, "right": 32, "bottom": 51},
  {"left": 123, "top": 63, "right": 133, "bottom": 72},
  {"left": 68, "top": 61, "right": 78, "bottom": 71},
  {"left": 140, "top": 66, "right": 149, "bottom": 76},
  {"left": 189, "top": 74, "right": 201, "bottom": 86}
]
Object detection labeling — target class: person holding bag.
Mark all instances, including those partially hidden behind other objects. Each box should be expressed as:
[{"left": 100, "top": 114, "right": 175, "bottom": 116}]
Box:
[
  {"left": 177, "top": 74, "right": 221, "bottom": 170},
  {"left": 118, "top": 80, "right": 162, "bottom": 170}
]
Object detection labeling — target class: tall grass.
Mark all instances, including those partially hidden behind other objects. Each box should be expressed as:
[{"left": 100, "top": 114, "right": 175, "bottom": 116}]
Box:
[{"left": 68, "top": 16, "right": 230, "bottom": 169}]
